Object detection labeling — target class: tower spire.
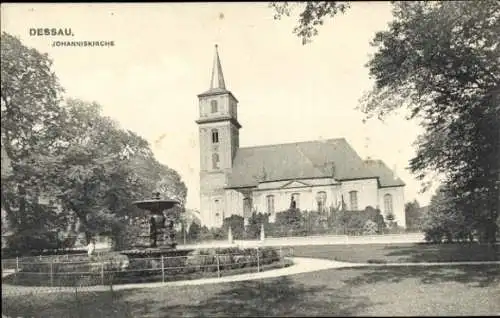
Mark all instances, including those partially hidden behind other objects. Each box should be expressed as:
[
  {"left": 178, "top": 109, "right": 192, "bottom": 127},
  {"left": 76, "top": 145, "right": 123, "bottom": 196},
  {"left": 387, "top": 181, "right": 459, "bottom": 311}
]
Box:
[{"left": 210, "top": 44, "right": 226, "bottom": 90}]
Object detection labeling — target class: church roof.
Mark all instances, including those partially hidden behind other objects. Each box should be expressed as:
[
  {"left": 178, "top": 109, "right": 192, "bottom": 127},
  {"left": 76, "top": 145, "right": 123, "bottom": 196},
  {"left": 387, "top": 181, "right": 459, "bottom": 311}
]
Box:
[{"left": 226, "top": 138, "right": 405, "bottom": 189}]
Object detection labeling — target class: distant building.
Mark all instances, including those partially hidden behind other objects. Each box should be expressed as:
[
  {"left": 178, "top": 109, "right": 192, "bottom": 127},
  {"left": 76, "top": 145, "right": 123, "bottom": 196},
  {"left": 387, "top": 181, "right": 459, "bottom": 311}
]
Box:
[{"left": 196, "top": 45, "right": 405, "bottom": 228}]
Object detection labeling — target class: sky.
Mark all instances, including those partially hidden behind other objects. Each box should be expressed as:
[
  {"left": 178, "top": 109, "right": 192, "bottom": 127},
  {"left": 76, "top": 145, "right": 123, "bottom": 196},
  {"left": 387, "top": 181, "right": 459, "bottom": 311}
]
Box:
[{"left": 1, "top": 2, "right": 438, "bottom": 210}]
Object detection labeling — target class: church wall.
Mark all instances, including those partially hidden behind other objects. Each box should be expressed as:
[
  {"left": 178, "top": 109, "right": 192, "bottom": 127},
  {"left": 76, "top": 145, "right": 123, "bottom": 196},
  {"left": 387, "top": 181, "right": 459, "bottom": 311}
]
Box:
[
  {"left": 340, "top": 179, "right": 379, "bottom": 210},
  {"left": 378, "top": 186, "right": 406, "bottom": 228},
  {"left": 224, "top": 189, "right": 245, "bottom": 218},
  {"left": 252, "top": 183, "right": 342, "bottom": 223}
]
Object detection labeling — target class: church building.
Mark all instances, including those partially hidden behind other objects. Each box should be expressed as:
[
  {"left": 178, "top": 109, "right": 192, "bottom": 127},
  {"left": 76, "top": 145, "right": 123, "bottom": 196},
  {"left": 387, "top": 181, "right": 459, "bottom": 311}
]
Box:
[{"left": 196, "top": 45, "right": 406, "bottom": 229}]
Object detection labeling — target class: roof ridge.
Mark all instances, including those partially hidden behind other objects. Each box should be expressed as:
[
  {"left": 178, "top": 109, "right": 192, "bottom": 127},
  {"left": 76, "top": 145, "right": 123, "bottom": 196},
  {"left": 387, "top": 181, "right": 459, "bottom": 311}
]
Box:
[
  {"left": 295, "top": 143, "right": 325, "bottom": 177},
  {"left": 239, "top": 137, "right": 346, "bottom": 151}
]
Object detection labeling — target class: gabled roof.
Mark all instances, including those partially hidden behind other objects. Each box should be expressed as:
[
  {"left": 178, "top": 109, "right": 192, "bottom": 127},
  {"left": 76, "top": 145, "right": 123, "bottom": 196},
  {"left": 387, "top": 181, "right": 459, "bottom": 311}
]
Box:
[
  {"left": 363, "top": 159, "right": 406, "bottom": 187},
  {"left": 226, "top": 138, "right": 402, "bottom": 188}
]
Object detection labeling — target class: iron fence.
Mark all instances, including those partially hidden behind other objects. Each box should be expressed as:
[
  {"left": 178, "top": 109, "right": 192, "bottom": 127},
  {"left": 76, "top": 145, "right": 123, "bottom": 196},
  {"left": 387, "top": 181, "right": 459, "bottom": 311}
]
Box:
[{"left": 1, "top": 246, "right": 294, "bottom": 297}]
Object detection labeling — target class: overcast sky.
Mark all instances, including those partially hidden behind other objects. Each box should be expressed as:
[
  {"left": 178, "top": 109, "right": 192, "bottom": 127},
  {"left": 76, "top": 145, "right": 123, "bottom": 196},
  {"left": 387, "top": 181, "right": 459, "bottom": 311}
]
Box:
[{"left": 2, "top": 2, "right": 438, "bottom": 210}]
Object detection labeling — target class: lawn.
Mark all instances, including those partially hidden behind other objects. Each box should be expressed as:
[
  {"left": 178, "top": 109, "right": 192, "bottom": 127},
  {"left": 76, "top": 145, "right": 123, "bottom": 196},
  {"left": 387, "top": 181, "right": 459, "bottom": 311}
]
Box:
[
  {"left": 290, "top": 242, "right": 500, "bottom": 263},
  {"left": 2, "top": 264, "right": 499, "bottom": 317},
  {"left": 2, "top": 243, "right": 499, "bottom": 317}
]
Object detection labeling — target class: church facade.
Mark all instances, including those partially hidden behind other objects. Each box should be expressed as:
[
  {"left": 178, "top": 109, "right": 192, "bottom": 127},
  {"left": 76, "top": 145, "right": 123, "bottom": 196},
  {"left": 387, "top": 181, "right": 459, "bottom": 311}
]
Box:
[{"left": 196, "top": 46, "right": 406, "bottom": 229}]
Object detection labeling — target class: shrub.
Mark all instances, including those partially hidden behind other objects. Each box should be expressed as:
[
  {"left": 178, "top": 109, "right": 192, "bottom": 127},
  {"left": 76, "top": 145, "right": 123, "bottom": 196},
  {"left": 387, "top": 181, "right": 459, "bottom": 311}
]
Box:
[
  {"left": 223, "top": 215, "right": 245, "bottom": 240},
  {"left": 245, "top": 212, "right": 270, "bottom": 239},
  {"left": 188, "top": 222, "right": 202, "bottom": 241},
  {"left": 363, "top": 220, "right": 378, "bottom": 235},
  {"left": 6, "top": 229, "right": 62, "bottom": 254}
]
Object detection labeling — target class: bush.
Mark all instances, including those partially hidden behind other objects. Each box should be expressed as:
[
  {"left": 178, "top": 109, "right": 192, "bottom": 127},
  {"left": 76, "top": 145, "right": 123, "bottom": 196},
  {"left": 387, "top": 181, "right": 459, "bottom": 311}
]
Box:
[
  {"left": 363, "top": 220, "right": 378, "bottom": 235},
  {"left": 6, "top": 246, "right": 284, "bottom": 287},
  {"left": 245, "top": 212, "right": 270, "bottom": 239},
  {"left": 188, "top": 222, "right": 202, "bottom": 241},
  {"left": 5, "top": 229, "right": 62, "bottom": 255},
  {"left": 223, "top": 215, "right": 245, "bottom": 240}
]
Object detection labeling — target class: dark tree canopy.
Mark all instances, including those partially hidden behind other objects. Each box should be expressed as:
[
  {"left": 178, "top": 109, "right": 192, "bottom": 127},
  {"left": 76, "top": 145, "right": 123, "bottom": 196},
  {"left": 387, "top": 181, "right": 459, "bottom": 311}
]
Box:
[
  {"left": 1, "top": 32, "right": 189, "bottom": 250},
  {"left": 270, "top": 1, "right": 500, "bottom": 242}
]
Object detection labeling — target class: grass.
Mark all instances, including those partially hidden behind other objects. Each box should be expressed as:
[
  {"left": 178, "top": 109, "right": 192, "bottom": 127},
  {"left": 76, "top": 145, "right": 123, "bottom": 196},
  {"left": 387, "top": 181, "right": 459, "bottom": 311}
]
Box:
[
  {"left": 290, "top": 242, "right": 500, "bottom": 263},
  {"left": 2, "top": 264, "right": 499, "bottom": 317},
  {"left": 2, "top": 243, "right": 499, "bottom": 317}
]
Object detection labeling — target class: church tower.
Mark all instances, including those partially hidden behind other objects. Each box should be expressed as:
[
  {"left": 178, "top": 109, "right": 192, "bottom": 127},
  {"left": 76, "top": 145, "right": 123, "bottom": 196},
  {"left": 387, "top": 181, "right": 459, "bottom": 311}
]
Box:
[{"left": 196, "top": 45, "right": 241, "bottom": 228}]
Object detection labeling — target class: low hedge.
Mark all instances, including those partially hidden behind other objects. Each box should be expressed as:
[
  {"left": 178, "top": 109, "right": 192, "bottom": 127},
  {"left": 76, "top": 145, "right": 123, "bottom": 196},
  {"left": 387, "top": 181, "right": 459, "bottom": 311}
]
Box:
[{"left": 3, "top": 247, "right": 284, "bottom": 287}]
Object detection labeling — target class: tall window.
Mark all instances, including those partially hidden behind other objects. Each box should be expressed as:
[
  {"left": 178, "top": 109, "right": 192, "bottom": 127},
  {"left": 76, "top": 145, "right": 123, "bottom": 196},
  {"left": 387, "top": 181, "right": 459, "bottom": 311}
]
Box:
[
  {"left": 212, "top": 153, "right": 220, "bottom": 169},
  {"left": 349, "top": 191, "right": 358, "bottom": 211},
  {"left": 266, "top": 195, "right": 275, "bottom": 214},
  {"left": 384, "top": 194, "right": 393, "bottom": 215},
  {"left": 316, "top": 191, "right": 327, "bottom": 213},
  {"left": 214, "top": 199, "right": 221, "bottom": 218},
  {"left": 243, "top": 197, "right": 252, "bottom": 217},
  {"left": 291, "top": 193, "right": 300, "bottom": 209},
  {"left": 211, "top": 100, "right": 218, "bottom": 113},
  {"left": 211, "top": 129, "right": 219, "bottom": 143}
]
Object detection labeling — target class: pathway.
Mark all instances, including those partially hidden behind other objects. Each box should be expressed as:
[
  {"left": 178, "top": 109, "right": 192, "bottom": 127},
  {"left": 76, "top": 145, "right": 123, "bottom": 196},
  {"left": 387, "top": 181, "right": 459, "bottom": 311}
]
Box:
[{"left": 2, "top": 257, "right": 500, "bottom": 297}]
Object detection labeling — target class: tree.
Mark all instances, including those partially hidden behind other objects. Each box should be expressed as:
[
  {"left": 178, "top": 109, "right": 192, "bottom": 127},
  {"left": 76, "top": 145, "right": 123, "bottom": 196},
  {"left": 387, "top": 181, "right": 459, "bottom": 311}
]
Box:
[
  {"left": 41, "top": 99, "right": 150, "bottom": 244},
  {"left": 269, "top": 2, "right": 351, "bottom": 44},
  {"left": 1, "top": 32, "right": 65, "bottom": 233},
  {"left": 405, "top": 200, "right": 423, "bottom": 231},
  {"left": 271, "top": 1, "right": 500, "bottom": 242},
  {"left": 187, "top": 222, "right": 201, "bottom": 242},
  {"left": 422, "top": 186, "right": 473, "bottom": 243}
]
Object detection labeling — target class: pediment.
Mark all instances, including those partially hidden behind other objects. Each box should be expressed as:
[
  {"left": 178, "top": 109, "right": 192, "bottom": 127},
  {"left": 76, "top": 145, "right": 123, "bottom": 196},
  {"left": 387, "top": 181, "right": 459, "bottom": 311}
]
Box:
[{"left": 281, "top": 180, "right": 310, "bottom": 189}]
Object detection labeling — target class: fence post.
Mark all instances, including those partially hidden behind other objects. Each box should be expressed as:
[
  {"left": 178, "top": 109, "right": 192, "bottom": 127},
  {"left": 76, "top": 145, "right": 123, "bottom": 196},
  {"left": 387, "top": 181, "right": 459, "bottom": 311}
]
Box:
[
  {"left": 279, "top": 246, "right": 284, "bottom": 268},
  {"left": 161, "top": 256, "right": 165, "bottom": 283},
  {"left": 15, "top": 256, "right": 19, "bottom": 273},
  {"left": 256, "top": 248, "right": 260, "bottom": 273},
  {"left": 216, "top": 254, "right": 220, "bottom": 278},
  {"left": 50, "top": 261, "right": 54, "bottom": 287},
  {"left": 101, "top": 262, "right": 105, "bottom": 285}
]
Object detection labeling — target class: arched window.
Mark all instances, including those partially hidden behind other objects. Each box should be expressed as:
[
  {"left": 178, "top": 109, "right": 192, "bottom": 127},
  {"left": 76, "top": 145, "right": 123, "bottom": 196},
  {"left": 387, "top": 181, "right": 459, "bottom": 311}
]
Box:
[
  {"left": 212, "top": 153, "right": 220, "bottom": 169},
  {"left": 316, "top": 191, "right": 327, "bottom": 213},
  {"left": 349, "top": 191, "right": 358, "bottom": 211},
  {"left": 214, "top": 199, "right": 221, "bottom": 218},
  {"left": 211, "top": 100, "right": 218, "bottom": 113},
  {"left": 266, "top": 195, "right": 275, "bottom": 214},
  {"left": 211, "top": 129, "right": 219, "bottom": 144},
  {"left": 384, "top": 194, "right": 393, "bottom": 215}
]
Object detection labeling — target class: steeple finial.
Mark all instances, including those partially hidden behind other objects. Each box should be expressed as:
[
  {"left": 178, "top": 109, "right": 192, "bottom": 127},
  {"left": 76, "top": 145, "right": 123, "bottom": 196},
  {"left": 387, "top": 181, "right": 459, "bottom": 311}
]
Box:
[{"left": 210, "top": 44, "right": 226, "bottom": 90}]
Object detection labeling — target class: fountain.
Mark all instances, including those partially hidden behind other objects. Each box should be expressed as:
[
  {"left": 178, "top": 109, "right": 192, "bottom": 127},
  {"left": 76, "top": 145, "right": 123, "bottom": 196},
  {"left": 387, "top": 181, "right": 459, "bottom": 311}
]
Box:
[{"left": 119, "top": 191, "right": 193, "bottom": 258}]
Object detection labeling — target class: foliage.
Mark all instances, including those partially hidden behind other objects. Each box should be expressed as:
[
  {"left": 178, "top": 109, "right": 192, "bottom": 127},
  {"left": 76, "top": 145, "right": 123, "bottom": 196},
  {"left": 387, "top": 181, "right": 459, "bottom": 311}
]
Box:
[
  {"left": 4, "top": 229, "right": 62, "bottom": 253},
  {"left": 5, "top": 247, "right": 283, "bottom": 287},
  {"left": 362, "top": 220, "right": 378, "bottom": 235},
  {"left": 422, "top": 186, "right": 474, "bottom": 243},
  {"left": 269, "top": 1, "right": 351, "bottom": 44},
  {"left": 1, "top": 32, "right": 188, "bottom": 252},
  {"left": 1, "top": 32, "right": 65, "bottom": 234},
  {"left": 222, "top": 215, "right": 245, "bottom": 240},
  {"left": 188, "top": 222, "right": 202, "bottom": 241},
  {"left": 364, "top": 1, "right": 500, "bottom": 243},
  {"left": 275, "top": 208, "right": 303, "bottom": 231},
  {"left": 246, "top": 212, "right": 270, "bottom": 239},
  {"left": 405, "top": 200, "right": 424, "bottom": 231},
  {"left": 271, "top": 1, "right": 500, "bottom": 242}
]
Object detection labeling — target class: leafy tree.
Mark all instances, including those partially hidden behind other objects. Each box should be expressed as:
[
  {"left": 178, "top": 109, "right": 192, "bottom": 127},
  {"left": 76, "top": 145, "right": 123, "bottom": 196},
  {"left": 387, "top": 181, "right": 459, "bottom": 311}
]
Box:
[
  {"left": 271, "top": 1, "right": 500, "bottom": 242},
  {"left": 1, "top": 32, "right": 65, "bottom": 234},
  {"left": 187, "top": 222, "right": 201, "bottom": 242},
  {"left": 244, "top": 212, "right": 271, "bottom": 239},
  {"left": 40, "top": 99, "right": 148, "bottom": 244},
  {"left": 405, "top": 200, "right": 423, "bottom": 231},
  {"left": 422, "top": 186, "right": 473, "bottom": 243},
  {"left": 223, "top": 215, "right": 245, "bottom": 240},
  {"left": 269, "top": 1, "right": 351, "bottom": 44}
]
